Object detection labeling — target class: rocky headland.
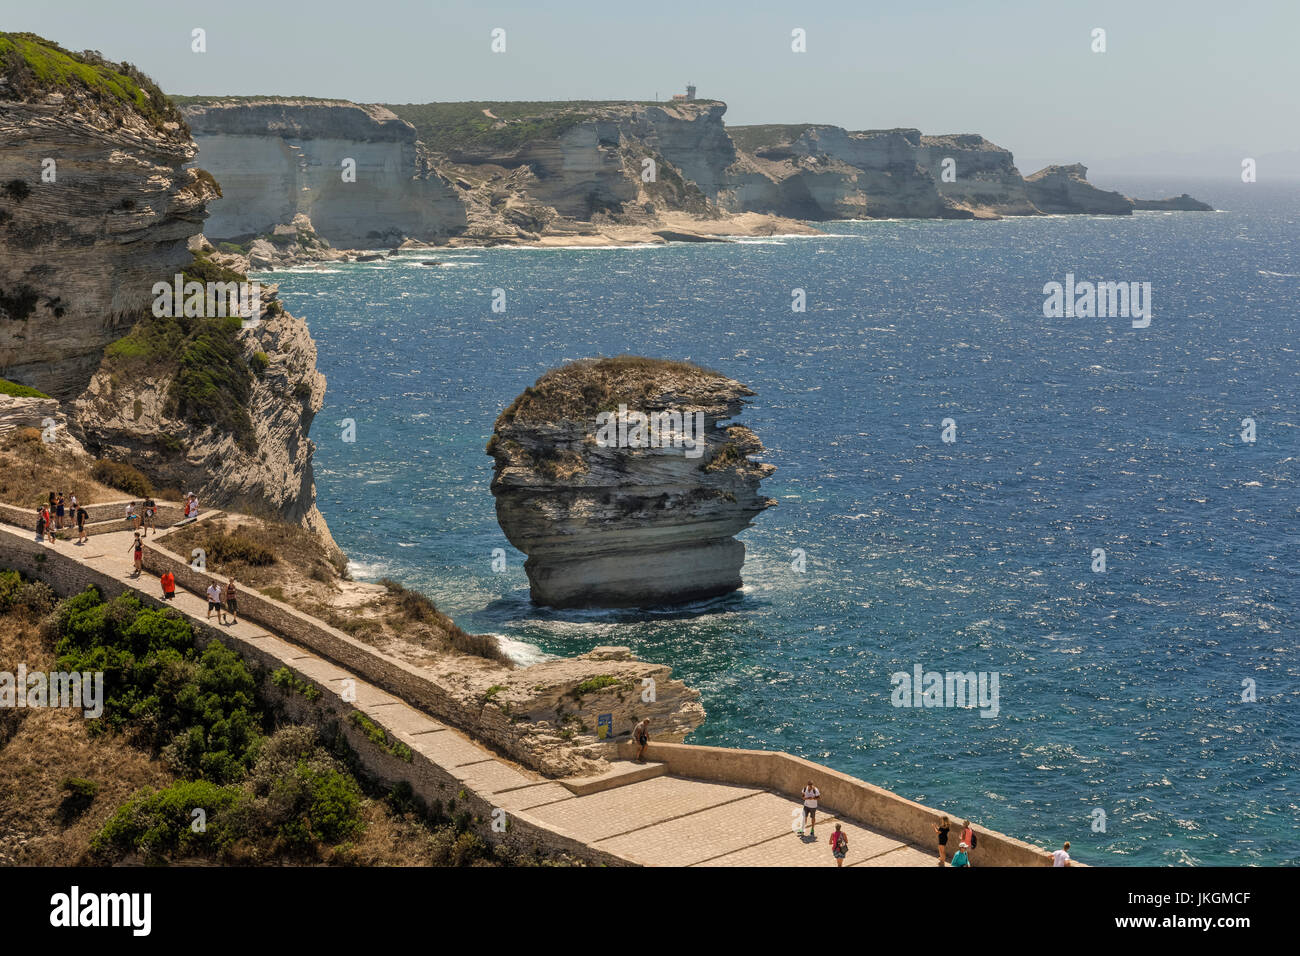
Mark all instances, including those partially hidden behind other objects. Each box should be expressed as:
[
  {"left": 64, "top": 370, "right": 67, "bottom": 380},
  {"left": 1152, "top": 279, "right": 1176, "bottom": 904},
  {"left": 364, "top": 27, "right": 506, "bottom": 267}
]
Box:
[
  {"left": 0, "top": 33, "right": 331, "bottom": 539},
  {"left": 171, "top": 97, "right": 1212, "bottom": 260},
  {"left": 489, "top": 357, "right": 775, "bottom": 608}
]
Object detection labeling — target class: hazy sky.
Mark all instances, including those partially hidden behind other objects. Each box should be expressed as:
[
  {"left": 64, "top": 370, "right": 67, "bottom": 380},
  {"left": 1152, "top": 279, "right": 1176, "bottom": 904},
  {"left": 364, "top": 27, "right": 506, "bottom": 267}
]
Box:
[{"left": 6, "top": 0, "right": 1297, "bottom": 174}]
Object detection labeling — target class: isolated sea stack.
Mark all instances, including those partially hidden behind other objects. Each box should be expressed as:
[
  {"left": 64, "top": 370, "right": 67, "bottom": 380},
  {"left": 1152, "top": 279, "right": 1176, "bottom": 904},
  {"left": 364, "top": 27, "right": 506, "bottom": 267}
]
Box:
[{"left": 488, "top": 357, "right": 775, "bottom": 608}]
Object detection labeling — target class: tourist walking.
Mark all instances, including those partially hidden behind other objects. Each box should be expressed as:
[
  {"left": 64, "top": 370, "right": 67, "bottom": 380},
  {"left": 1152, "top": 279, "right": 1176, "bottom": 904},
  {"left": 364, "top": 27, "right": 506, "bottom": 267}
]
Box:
[
  {"left": 935, "top": 815, "right": 951, "bottom": 866},
  {"left": 1052, "top": 842, "right": 1072, "bottom": 867},
  {"left": 800, "top": 781, "right": 821, "bottom": 837},
  {"left": 207, "top": 582, "right": 226, "bottom": 624},
  {"left": 829, "top": 823, "right": 848, "bottom": 866},
  {"left": 127, "top": 532, "right": 143, "bottom": 577},
  {"left": 34, "top": 507, "right": 46, "bottom": 543},
  {"left": 633, "top": 717, "right": 650, "bottom": 762},
  {"left": 125, "top": 501, "right": 140, "bottom": 529},
  {"left": 76, "top": 504, "right": 89, "bottom": 544},
  {"left": 43, "top": 505, "right": 55, "bottom": 543},
  {"left": 69, "top": 493, "right": 78, "bottom": 522},
  {"left": 224, "top": 577, "right": 240, "bottom": 624},
  {"left": 160, "top": 570, "right": 176, "bottom": 600},
  {"left": 55, "top": 491, "right": 65, "bottom": 530},
  {"left": 951, "top": 841, "right": 971, "bottom": 868},
  {"left": 143, "top": 496, "right": 156, "bottom": 536},
  {"left": 961, "top": 819, "right": 977, "bottom": 866}
]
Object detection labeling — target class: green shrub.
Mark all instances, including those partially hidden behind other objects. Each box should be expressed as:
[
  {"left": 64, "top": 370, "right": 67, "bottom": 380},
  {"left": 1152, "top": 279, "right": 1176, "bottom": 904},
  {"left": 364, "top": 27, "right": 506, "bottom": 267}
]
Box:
[
  {"left": 249, "top": 351, "right": 269, "bottom": 374},
  {"left": 90, "top": 458, "right": 154, "bottom": 497},
  {"left": 347, "top": 711, "right": 413, "bottom": 762},
  {"left": 0, "top": 569, "right": 54, "bottom": 616},
  {"left": 54, "top": 588, "right": 264, "bottom": 782},
  {"left": 572, "top": 675, "right": 621, "bottom": 696},
  {"left": 241, "top": 726, "right": 364, "bottom": 851},
  {"left": 92, "top": 780, "right": 243, "bottom": 861},
  {"left": 0, "top": 376, "right": 49, "bottom": 398}
]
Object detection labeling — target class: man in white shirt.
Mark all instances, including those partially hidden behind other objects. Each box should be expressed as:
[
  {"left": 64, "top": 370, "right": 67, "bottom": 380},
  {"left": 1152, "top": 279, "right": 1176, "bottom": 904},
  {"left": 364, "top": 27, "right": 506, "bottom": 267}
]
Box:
[
  {"left": 1052, "top": 841, "right": 1072, "bottom": 867},
  {"left": 800, "top": 781, "right": 821, "bottom": 837},
  {"left": 206, "top": 582, "right": 226, "bottom": 624}
]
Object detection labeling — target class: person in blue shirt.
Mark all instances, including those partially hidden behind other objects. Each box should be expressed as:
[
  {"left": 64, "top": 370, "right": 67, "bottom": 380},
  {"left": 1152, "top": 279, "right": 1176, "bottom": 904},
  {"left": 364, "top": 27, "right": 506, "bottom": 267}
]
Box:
[{"left": 951, "top": 841, "right": 971, "bottom": 868}]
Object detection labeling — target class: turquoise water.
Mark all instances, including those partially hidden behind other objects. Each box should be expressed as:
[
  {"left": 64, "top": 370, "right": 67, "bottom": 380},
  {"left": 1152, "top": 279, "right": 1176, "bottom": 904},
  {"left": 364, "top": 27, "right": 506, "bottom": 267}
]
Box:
[{"left": 267, "top": 177, "right": 1298, "bottom": 865}]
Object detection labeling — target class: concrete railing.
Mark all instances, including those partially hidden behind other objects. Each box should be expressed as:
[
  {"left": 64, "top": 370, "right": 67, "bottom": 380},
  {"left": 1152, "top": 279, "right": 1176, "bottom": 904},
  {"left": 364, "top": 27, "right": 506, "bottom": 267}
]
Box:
[{"left": 616, "top": 739, "right": 1068, "bottom": 866}]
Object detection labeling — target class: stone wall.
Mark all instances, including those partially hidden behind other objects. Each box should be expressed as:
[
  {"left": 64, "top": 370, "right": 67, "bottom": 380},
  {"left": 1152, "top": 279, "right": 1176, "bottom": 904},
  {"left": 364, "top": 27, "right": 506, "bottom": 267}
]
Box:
[
  {"left": 615, "top": 740, "right": 1072, "bottom": 866},
  {"left": 0, "top": 499, "right": 184, "bottom": 531},
  {"left": 0, "top": 525, "right": 624, "bottom": 866}
]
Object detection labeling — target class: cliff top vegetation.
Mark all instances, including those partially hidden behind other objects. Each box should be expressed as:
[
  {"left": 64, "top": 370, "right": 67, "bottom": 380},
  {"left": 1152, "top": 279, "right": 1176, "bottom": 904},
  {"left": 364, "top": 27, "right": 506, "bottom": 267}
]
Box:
[
  {"left": 492, "top": 355, "right": 740, "bottom": 429},
  {"left": 383, "top": 100, "right": 721, "bottom": 155},
  {"left": 0, "top": 32, "right": 187, "bottom": 137}
]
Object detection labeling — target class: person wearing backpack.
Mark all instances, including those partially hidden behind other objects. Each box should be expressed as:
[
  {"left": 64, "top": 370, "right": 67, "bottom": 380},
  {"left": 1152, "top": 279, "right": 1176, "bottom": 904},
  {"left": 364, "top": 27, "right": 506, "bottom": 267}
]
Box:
[
  {"left": 829, "top": 823, "right": 849, "bottom": 866},
  {"left": 800, "top": 781, "right": 821, "bottom": 837},
  {"left": 961, "top": 819, "right": 977, "bottom": 866}
]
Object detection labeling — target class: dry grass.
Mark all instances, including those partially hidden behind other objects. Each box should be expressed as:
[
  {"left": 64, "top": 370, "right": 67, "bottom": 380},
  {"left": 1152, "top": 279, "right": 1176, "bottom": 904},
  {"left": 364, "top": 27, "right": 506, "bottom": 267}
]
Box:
[
  {"left": 0, "top": 613, "right": 174, "bottom": 865},
  {"left": 0, "top": 429, "right": 123, "bottom": 509},
  {"left": 163, "top": 517, "right": 509, "bottom": 668},
  {"left": 0, "top": 429, "right": 183, "bottom": 509},
  {"left": 0, "top": 611, "right": 530, "bottom": 866},
  {"left": 165, "top": 516, "right": 343, "bottom": 590}
]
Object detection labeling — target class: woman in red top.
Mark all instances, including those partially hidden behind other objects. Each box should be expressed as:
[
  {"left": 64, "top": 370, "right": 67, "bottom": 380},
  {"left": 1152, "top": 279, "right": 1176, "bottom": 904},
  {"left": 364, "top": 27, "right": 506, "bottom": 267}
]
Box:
[{"left": 127, "top": 532, "right": 143, "bottom": 577}]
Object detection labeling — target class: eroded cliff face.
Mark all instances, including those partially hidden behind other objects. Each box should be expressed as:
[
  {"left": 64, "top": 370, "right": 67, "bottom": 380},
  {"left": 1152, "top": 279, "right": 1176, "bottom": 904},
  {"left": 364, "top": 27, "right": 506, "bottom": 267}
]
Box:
[
  {"left": 0, "top": 97, "right": 213, "bottom": 399},
  {"left": 427, "top": 102, "right": 738, "bottom": 243},
  {"left": 71, "top": 288, "right": 336, "bottom": 548},
  {"left": 1024, "top": 163, "right": 1133, "bottom": 215},
  {"left": 723, "top": 125, "right": 1038, "bottom": 220},
  {"left": 0, "top": 38, "right": 333, "bottom": 540},
  {"left": 181, "top": 99, "right": 466, "bottom": 246},
  {"left": 489, "top": 358, "right": 775, "bottom": 609}
]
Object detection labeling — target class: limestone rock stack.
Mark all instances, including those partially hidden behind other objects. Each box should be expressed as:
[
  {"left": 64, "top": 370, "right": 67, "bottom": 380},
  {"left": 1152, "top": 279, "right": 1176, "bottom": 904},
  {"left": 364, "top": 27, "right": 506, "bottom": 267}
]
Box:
[{"left": 489, "top": 357, "right": 775, "bottom": 608}]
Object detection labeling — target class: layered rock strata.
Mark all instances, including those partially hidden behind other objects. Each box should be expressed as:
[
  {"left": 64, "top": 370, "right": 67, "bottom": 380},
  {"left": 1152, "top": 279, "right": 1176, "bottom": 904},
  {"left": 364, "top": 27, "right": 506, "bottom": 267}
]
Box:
[
  {"left": 180, "top": 97, "right": 1211, "bottom": 250},
  {"left": 0, "top": 37, "right": 333, "bottom": 539},
  {"left": 181, "top": 99, "right": 467, "bottom": 246},
  {"left": 1023, "top": 163, "right": 1134, "bottom": 215},
  {"left": 0, "top": 93, "right": 214, "bottom": 399},
  {"left": 489, "top": 358, "right": 775, "bottom": 608}
]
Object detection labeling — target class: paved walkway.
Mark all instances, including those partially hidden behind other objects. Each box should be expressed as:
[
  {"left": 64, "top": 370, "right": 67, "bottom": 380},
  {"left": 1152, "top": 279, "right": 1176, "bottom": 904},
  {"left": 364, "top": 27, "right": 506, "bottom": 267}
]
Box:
[{"left": 1, "top": 522, "right": 935, "bottom": 866}]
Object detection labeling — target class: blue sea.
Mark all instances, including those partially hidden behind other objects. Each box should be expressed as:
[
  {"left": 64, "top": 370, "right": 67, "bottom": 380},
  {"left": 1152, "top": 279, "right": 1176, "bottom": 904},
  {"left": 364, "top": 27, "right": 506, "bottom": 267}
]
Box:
[{"left": 267, "top": 176, "right": 1298, "bottom": 866}]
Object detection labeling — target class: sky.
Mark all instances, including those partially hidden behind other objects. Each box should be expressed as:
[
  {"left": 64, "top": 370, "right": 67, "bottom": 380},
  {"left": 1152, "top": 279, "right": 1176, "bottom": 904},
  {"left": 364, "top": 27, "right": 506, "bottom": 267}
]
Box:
[{"left": 4, "top": 0, "right": 1297, "bottom": 175}]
